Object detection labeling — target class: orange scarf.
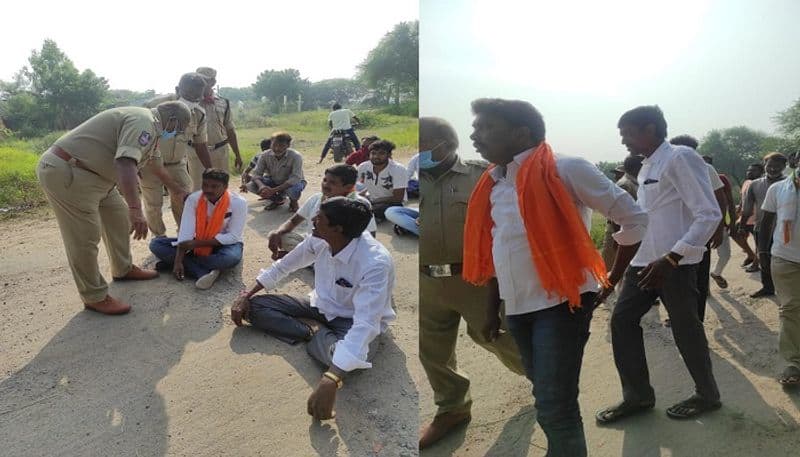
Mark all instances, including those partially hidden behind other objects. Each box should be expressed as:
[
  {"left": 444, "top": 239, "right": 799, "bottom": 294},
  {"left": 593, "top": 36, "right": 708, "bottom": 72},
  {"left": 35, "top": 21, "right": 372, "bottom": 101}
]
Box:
[
  {"left": 462, "top": 142, "right": 609, "bottom": 309},
  {"left": 194, "top": 191, "right": 230, "bottom": 256}
]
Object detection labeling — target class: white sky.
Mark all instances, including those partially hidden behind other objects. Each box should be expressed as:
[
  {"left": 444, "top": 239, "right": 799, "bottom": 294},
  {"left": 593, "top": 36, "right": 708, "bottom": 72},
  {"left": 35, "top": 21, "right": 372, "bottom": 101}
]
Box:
[
  {"left": 0, "top": 0, "right": 418, "bottom": 93},
  {"left": 421, "top": 0, "right": 800, "bottom": 162}
]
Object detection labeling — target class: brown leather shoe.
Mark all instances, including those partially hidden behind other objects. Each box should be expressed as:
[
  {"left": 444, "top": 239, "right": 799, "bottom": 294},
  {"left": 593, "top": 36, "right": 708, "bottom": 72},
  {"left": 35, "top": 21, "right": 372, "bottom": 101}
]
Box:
[
  {"left": 419, "top": 411, "right": 472, "bottom": 450},
  {"left": 84, "top": 295, "right": 131, "bottom": 315},
  {"left": 113, "top": 265, "right": 158, "bottom": 281}
]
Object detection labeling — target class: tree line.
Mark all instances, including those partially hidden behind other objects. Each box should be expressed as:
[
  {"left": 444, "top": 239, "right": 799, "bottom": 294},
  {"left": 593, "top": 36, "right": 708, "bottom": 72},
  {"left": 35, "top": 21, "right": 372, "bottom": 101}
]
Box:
[{"left": 0, "top": 21, "right": 418, "bottom": 138}]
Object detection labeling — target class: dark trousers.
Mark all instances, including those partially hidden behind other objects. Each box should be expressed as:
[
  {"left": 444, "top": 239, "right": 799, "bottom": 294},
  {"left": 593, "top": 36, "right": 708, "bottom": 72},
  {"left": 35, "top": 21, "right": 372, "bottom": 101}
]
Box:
[
  {"left": 755, "top": 230, "right": 775, "bottom": 293},
  {"left": 505, "top": 293, "right": 596, "bottom": 457},
  {"left": 372, "top": 201, "right": 403, "bottom": 221},
  {"left": 247, "top": 294, "right": 353, "bottom": 367},
  {"left": 697, "top": 246, "right": 712, "bottom": 322},
  {"left": 611, "top": 266, "right": 720, "bottom": 404}
]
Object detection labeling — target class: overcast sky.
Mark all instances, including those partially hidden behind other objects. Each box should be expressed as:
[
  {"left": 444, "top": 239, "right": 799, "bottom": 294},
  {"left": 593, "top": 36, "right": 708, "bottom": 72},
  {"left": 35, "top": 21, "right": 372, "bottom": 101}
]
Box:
[
  {"left": 420, "top": 0, "right": 800, "bottom": 162},
  {"left": 1, "top": 0, "right": 418, "bottom": 93}
]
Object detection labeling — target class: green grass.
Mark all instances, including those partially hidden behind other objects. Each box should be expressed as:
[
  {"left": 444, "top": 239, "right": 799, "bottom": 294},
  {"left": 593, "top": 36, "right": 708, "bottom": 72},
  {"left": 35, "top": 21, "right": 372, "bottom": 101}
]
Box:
[
  {"left": 0, "top": 145, "right": 46, "bottom": 208},
  {"left": 590, "top": 211, "right": 606, "bottom": 249}
]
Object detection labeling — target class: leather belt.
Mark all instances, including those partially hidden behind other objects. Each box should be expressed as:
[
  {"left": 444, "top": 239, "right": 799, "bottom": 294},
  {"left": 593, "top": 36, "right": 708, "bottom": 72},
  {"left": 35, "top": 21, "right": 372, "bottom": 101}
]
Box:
[
  {"left": 50, "top": 146, "right": 99, "bottom": 175},
  {"left": 213, "top": 139, "right": 229, "bottom": 150},
  {"left": 420, "top": 263, "right": 463, "bottom": 278}
]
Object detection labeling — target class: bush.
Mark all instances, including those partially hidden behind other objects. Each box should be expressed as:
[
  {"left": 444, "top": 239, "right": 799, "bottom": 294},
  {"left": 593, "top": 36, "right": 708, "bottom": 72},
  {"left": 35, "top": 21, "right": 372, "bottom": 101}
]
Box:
[{"left": 378, "top": 100, "right": 418, "bottom": 117}]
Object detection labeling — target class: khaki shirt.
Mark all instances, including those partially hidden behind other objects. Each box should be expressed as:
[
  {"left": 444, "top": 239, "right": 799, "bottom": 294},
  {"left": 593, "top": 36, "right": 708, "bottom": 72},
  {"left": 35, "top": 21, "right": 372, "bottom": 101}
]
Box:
[
  {"left": 202, "top": 96, "right": 235, "bottom": 148},
  {"left": 53, "top": 107, "right": 160, "bottom": 182},
  {"left": 252, "top": 148, "right": 305, "bottom": 186},
  {"left": 144, "top": 94, "right": 208, "bottom": 164},
  {"left": 419, "top": 156, "right": 488, "bottom": 266}
]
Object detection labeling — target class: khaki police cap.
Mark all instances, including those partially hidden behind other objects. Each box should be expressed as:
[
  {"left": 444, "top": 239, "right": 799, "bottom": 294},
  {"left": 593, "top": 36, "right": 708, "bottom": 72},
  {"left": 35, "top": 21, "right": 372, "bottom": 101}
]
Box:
[{"left": 196, "top": 67, "right": 217, "bottom": 80}]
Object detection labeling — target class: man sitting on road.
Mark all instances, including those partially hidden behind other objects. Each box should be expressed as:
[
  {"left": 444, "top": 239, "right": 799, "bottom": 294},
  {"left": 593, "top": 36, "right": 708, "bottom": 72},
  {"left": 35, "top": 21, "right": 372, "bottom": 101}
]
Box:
[
  {"left": 240, "top": 138, "right": 270, "bottom": 192},
  {"left": 246, "top": 132, "right": 307, "bottom": 212},
  {"left": 149, "top": 169, "right": 246, "bottom": 290},
  {"left": 356, "top": 140, "right": 408, "bottom": 222},
  {"left": 231, "top": 197, "right": 396, "bottom": 420},
  {"left": 267, "top": 164, "right": 377, "bottom": 260}
]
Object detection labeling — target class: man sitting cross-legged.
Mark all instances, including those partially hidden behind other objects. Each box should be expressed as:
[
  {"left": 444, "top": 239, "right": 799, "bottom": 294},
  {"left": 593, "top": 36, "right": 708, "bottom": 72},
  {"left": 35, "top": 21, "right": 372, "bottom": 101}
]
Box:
[
  {"left": 149, "top": 168, "right": 246, "bottom": 290},
  {"left": 231, "top": 197, "right": 396, "bottom": 420},
  {"left": 266, "top": 164, "right": 377, "bottom": 260}
]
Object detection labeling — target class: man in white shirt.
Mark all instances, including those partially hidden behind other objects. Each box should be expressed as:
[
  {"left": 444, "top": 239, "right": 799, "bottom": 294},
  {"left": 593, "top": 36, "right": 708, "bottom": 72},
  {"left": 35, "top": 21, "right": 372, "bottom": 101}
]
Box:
[
  {"left": 230, "top": 197, "right": 396, "bottom": 420},
  {"left": 149, "top": 169, "right": 247, "bottom": 290},
  {"left": 760, "top": 175, "right": 800, "bottom": 386},
  {"left": 357, "top": 140, "right": 408, "bottom": 222},
  {"left": 266, "top": 164, "right": 377, "bottom": 259},
  {"left": 320, "top": 102, "right": 361, "bottom": 160},
  {"left": 597, "top": 106, "right": 722, "bottom": 425},
  {"left": 467, "top": 98, "right": 648, "bottom": 457}
]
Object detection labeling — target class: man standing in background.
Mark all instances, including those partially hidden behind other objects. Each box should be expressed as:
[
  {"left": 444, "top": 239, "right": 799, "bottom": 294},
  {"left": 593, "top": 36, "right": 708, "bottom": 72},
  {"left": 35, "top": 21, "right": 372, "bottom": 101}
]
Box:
[{"left": 196, "top": 67, "right": 243, "bottom": 174}]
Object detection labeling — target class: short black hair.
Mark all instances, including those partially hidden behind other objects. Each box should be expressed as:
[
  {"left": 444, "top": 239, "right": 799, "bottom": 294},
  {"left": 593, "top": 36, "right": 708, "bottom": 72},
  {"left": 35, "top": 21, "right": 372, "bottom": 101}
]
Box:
[
  {"left": 702, "top": 155, "right": 713, "bottom": 165},
  {"left": 260, "top": 139, "right": 272, "bottom": 151},
  {"left": 763, "top": 151, "right": 788, "bottom": 165},
  {"left": 369, "top": 140, "right": 396, "bottom": 155},
  {"left": 618, "top": 105, "right": 668, "bottom": 140},
  {"left": 202, "top": 168, "right": 229, "bottom": 186},
  {"left": 420, "top": 116, "right": 459, "bottom": 150},
  {"left": 670, "top": 134, "right": 699, "bottom": 149},
  {"left": 325, "top": 164, "right": 358, "bottom": 186},
  {"left": 332, "top": 102, "right": 342, "bottom": 110},
  {"left": 623, "top": 155, "right": 645, "bottom": 175},
  {"left": 271, "top": 131, "right": 292, "bottom": 145},
  {"left": 471, "top": 98, "right": 546, "bottom": 145},
  {"left": 749, "top": 163, "right": 765, "bottom": 172},
  {"left": 319, "top": 197, "right": 371, "bottom": 239}
]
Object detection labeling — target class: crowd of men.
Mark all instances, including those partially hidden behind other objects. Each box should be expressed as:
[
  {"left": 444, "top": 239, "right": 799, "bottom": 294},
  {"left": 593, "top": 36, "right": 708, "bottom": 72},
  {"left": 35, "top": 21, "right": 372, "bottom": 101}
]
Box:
[
  {"left": 417, "top": 101, "right": 800, "bottom": 456},
  {"left": 34, "top": 67, "right": 419, "bottom": 421}
]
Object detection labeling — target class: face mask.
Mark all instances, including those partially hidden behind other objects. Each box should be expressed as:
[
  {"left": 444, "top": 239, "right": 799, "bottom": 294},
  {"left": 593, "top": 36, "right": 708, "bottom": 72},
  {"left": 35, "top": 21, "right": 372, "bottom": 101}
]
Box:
[
  {"left": 161, "top": 129, "right": 178, "bottom": 141},
  {"left": 418, "top": 142, "right": 446, "bottom": 169}
]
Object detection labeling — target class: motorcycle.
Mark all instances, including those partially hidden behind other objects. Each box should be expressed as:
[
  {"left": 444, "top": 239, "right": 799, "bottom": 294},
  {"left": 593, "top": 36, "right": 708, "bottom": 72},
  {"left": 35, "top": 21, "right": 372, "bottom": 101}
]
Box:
[{"left": 330, "top": 129, "right": 355, "bottom": 163}]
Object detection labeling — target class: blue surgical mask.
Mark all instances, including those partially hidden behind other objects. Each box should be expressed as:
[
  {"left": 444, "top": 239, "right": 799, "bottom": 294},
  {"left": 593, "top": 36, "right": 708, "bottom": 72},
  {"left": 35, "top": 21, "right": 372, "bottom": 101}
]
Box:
[
  {"left": 418, "top": 142, "right": 446, "bottom": 169},
  {"left": 418, "top": 150, "right": 441, "bottom": 169},
  {"left": 161, "top": 127, "right": 178, "bottom": 141}
]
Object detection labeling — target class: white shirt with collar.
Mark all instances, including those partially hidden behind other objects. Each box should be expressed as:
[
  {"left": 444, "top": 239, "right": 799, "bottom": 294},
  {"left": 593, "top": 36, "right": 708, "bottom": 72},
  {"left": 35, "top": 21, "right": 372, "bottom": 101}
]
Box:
[
  {"left": 176, "top": 190, "right": 247, "bottom": 245},
  {"left": 490, "top": 148, "right": 648, "bottom": 316},
  {"left": 762, "top": 178, "right": 800, "bottom": 263},
  {"left": 256, "top": 233, "right": 396, "bottom": 371},
  {"left": 631, "top": 141, "right": 721, "bottom": 267},
  {"left": 295, "top": 192, "right": 378, "bottom": 236}
]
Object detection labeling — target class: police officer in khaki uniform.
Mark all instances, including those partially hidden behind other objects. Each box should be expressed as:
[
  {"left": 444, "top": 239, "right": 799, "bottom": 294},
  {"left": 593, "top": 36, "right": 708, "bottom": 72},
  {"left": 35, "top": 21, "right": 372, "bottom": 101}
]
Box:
[
  {"left": 418, "top": 117, "right": 525, "bottom": 449},
  {"left": 36, "top": 101, "right": 192, "bottom": 315},
  {"left": 141, "top": 73, "right": 213, "bottom": 236},
  {"left": 196, "top": 67, "right": 243, "bottom": 173}
]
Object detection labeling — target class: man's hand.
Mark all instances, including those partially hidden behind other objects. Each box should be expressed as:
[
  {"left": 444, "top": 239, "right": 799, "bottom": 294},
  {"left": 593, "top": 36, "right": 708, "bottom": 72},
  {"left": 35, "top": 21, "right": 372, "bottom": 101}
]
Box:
[
  {"left": 180, "top": 240, "right": 197, "bottom": 251},
  {"left": 172, "top": 261, "right": 185, "bottom": 281},
  {"left": 709, "top": 224, "right": 724, "bottom": 249},
  {"left": 637, "top": 257, "right": 674, "bottom": 290},
  {"left": 259, "top": 187, "right": 276, "bottom": 199},
  {"left": 231, "top": 293, "right": 250, "bottom": 327},
  {"left": 594, "top": 282, "right": 616, "bottom": 307},
  {"left": 234, "top": 156, "right": 243, "bottom": 173},
  {"left": 267, "top": 231, "right": 283, "bottom": 259},
  {"left": 239, "top": 184, "right": 248, "bottom": 193},
  {"left": 482, "top": 291, "right": 503, "bottom": 342},
  {"left": 307, "top": 377, "right": 338, "bottom": 420},
  {"left": 129, "top": 208, "right": 148, "bottom": 240}
]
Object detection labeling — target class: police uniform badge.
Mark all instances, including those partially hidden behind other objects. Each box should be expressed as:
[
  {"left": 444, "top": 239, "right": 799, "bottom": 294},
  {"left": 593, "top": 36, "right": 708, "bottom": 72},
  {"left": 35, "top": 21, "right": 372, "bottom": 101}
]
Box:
[{"left": 138, "top": 131, "right": 152, "bottom": 146}]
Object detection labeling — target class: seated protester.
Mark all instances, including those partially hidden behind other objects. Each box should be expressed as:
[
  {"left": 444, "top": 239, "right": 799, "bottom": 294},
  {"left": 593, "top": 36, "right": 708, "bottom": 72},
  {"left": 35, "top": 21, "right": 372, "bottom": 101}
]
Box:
[
  {"left": 246, "top": 131, "right": 307, "bottom": 212},
  {"left": 345, "top": 136, "right": 379, "bottom": 166},
  {"left": 386, "top": 206, "right": 419, "bottom": 237},
  {"left": 240, "top": 138, "right": 271, "bottom": 192},
  {"left": 267, "top": 164, "right": 378, "bottom": 259},
  {"left": 230, "top": 197, "right": 396, "bottom": 420},
  {"left": 150, "top": 169, "right": 246, "bottom": 290},
  {"left": 356, "top": 140, "right": 408, "bottom": 222},
  {"left": 406, "top": 153, "right": 420, "bottom": 199}
]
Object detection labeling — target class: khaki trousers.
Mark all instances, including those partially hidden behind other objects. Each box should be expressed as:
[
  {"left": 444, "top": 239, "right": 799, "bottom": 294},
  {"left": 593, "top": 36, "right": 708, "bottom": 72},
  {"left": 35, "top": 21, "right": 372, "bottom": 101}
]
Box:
[
  {"left": 188, "top": 145, "right": 229, "bottom": 191},
  {"left": 36, "top": 150, "right": 132, "bottom": 303},
  {"left": 771, "top": 256, "right": 800, "bottom": 370},
  {"left": 140, "top": 162, "right": 193, "bottom": 237},
  {"left": 419, "top": 274, "right": 524, "bottom": 416}
]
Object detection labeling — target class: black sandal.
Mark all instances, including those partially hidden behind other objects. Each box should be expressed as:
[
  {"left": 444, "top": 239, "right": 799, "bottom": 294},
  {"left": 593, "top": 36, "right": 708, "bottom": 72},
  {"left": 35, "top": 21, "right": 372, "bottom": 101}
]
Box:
[
  {"left": 665, "top": 395, "right": 721, "bottom": 419},
  {"left": 596, "top": 400, "right": 655, "bottom": 424},
  {"left": 779, "top": 367, "right": 800, "bottom": 386}
]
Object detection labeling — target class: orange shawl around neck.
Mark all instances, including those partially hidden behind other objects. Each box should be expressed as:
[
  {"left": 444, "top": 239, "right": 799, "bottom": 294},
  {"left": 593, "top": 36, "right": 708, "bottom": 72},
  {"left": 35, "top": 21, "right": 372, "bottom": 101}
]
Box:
[
  {"left": 194, "top": 191, "right": 230, "bottom": 256},
  {"left": 462, "top": 142, "right": 609, "bottom": 309}
]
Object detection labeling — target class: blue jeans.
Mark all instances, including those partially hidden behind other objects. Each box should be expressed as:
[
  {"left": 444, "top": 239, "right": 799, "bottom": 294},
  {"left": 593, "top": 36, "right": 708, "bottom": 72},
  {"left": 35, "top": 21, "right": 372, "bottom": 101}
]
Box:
[
  {"left": 385, "top": 206, "right": 419, "bottom": 236},
  {"left": 253, "top": 177, "right": 306, "bottom": 202},
  {"left": 505, "top": 293, "right": 596, "bottom": 457},
  {"left": 149, "top": 237, "right": 243, "bottom": 278}
]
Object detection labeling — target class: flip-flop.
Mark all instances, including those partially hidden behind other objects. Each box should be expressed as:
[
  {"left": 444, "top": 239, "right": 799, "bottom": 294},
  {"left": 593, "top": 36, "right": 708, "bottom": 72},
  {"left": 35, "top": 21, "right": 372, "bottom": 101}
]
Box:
[
  {"left": 665, "top": 395, "right": 721, "bottom": 419},
  {"left": 710, "top": 274, "right": 728, "bottom": 289},
  {"left": 596, "top": 401, "right": 655, "bottom": 424},
  {"left": 778, "top": 367, "right": 800, "bottom": 386}
]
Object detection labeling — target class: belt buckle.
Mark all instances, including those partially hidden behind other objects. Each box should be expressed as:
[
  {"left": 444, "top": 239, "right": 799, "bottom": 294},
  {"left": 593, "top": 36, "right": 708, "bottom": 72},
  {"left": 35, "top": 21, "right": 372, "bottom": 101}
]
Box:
[{"left": 428, "top": 264, "right": 452, "bottom": 278}]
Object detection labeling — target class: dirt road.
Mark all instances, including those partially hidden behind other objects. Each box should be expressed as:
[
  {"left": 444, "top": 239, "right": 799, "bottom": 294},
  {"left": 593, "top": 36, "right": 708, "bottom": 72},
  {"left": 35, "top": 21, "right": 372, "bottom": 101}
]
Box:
[
  {"left": 0, "top": 153, "right": 420, "bottom": 457},
  {"left": 420, "top": 247, "right": 800, "bottom": 456}
]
